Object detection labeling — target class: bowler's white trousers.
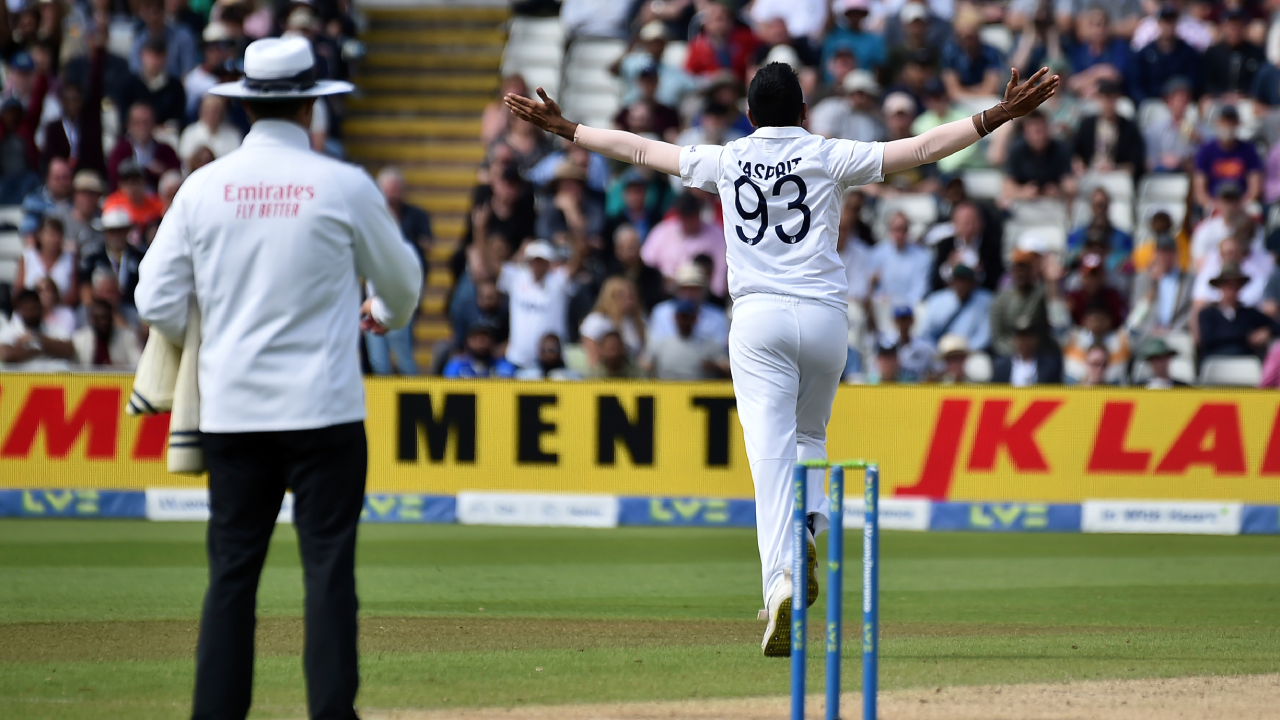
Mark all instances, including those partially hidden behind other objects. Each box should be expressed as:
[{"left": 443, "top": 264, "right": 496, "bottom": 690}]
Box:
[{"left": 728, "top": 294, "right": 849, "bottom": 605}]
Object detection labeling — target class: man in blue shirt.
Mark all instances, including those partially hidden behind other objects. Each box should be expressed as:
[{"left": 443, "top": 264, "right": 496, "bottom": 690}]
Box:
[
  {"left": 941, "top": 11, "right": 1004, "bottom": 100},
  {"left": 1130, "top": 4, "right": 1202, "bottom": 105},
  {"left": 443, "top": 322, "right": 518, "bottom": 378},
  {"left": 921, "top": 264, "right": 994, "bottom": 351},
  {"left": 821, "top": 0, "right": 885, "bottom": 80}
]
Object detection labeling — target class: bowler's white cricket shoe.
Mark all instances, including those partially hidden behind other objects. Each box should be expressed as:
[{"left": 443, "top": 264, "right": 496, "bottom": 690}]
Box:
[{"left": 762, "top": 576, "right": 794, "bottom": 657}]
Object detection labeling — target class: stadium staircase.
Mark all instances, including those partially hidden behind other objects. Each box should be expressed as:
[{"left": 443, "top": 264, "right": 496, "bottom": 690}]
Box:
[{"left": 347, "top": 2, "right": 509, "bottom": 369}]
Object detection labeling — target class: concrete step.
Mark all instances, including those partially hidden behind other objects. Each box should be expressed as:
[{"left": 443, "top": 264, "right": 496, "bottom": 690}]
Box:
[
  {"left": 364, "top": 6, "right": 509, "bottom": 23},
  {"left": 354, "top": 73, "right": 500, "bottom": 93},
  {"left": 428, "top": 242, "right": 458, "bottom": 262},
  {"left": 348, "top": 94, "right": 489, "bottom": 114},
  {"left": 431, "top": 216, "right": 465, "bottom": 241},
  {"left": 400, "top": 166, "right": 478, "bottom": 188},
  {"left": 345, "top": 116, "right": 481, "bottom": 138},
  {"left": 403, "top": 191, "right": 471, "bottom": 214},
  {"left": 414, "top": 321, "right": 452, "bottom": 342},
  {"left": 362, "top": 51, "right": 501, "bottom": 71},
  {"left": 362, "top": 29, "right": 507, "bottom": 47},
  {"left": 346, "top": 141, "right": 485, "bottom": 163}
]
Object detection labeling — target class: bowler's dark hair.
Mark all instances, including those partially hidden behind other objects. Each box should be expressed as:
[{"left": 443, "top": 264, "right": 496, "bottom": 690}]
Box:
[{"left": 747, "top": 62, "right": 803, "bottom": 127}]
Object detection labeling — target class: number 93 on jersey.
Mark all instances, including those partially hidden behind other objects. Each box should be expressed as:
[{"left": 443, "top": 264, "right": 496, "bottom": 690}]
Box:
[{"left": 732, "top": 174, "right": 812, "bottom": 246}]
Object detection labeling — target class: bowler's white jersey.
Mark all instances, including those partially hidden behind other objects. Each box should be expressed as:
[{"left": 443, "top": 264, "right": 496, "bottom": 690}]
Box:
[{"left": 679, "top": 126, "right": 884, "bottom": 310}]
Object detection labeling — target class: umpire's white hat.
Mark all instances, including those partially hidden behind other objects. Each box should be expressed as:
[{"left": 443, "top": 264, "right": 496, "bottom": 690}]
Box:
[{"left": 210, "top": 36, "right": 353, "bottom": 99}]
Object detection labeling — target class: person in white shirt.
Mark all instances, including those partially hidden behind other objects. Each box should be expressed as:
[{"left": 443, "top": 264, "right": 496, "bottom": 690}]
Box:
[
  {"left": 647, "top": 263, "right": 730, "bottom": 349},
  {"left": 641, "top": 299, "right": 731, "bottom": 379},
  {"left": 134, "top": 38, "right": 421, "bottom": 720},
  {"left": 178, "top": 94, "right": 243, "bottom": 166},
  {"left": 73, "top": 299, "right": 142, "bottom": 368},
  {"left": 0, "top": 289, "right": 76, "bottom": 369},
  {"left": 506, "top": 60, "right": 1058, "bottom": 656},
  {"left": 1192, "top": 226, "right": 1274, "bottom": 311},
  {"left": 498, "top": 239, "right": 580, "bottom": 369}
]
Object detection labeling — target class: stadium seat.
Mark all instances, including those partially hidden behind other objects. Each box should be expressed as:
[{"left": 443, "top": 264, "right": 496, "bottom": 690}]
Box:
[
  {"left": 961, "top": 168, "right": 1003, "bottom": 200},
  {"left": 509, "top": 16, "right": 566, "bottom": 43},
  {"left": 1199, "top": 356, "right": 1263, "bottom": 386},
  {"left": 563, "top": 66, "right": 622, "bottom": 94},
  {"left": 978, "top": 25, "right": 1013, "bottom": 55},
  {"left": 874, "top": 193, "right": 937, "bottom": 239},
  {"left": 1003, "top": 221, "right": 1067, "bottom": 258},
  {"left": 0, "top": 230, "right": 21, "bottom": 258},
  {"left": 1071, "top": 196, "right": 1134, "bottom": 233},
  {"left": 0, "top": 205, "right": 23, "bottom": 229},
  {"left": 965, "top": 352, "right": 993, "bottom": 382},
  {"left": 0, "top": 258, "right": 14, "bottom": 284},
  {"left": 566, "top": 38, "right": 627, "bottom": 66},
  {"left": 1137, "top": 174, "right": 1189, "bottom": 205},
  {"left": 518, "top": 66, "right": 560, "bottom": 98},
  {"left": 1080, "top": 171, "right": 1134, "bottom": 202},
  {"left": 1131, "top": 357, "right": 1196, "bottom": 385},
  {"left": 662, "top": 41, "right": 687, "bottom": 69},
  {"left": 562, "top": 93, "right": 622, "bottom": 120},
  {"left": 502, "top": 43, "right": 564, "bottom": 69}
]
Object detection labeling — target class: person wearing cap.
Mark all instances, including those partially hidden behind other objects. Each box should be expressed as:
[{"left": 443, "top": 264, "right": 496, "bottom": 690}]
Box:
[
  {"left": 820, "top": 0, "right": 885, "bottom": 77},
  {"left": 1072, "top": 79, "right": 1144, "bottom": 177},
  {"left": 992, "top": 318, "right": 1065, "bottom": 385},
  {"left": 613, "top": 64, "right": 681, "bottom": 141},
  {"left": 498, "top": 239, "right": 582, "bottom": 369},
  {"left": 883, "top": 304, "right": 935, "bottom": 380},
  {"left": 1190, "top": 180, "right": 1251, "bottom": 266},
  {"left": 808, "top": 69, "right": 886, "bottom": 142},
  {"left": 130, "top": 0, "right": 198, "bottom": 80},
  {"left": 442, "top": 321, "right": 517, "bottom": 378},
  {"left": 640, "top": 191, "right": 728, "bottom": 297},
  {"left": 1192, "top": 220, "right": 1274, "bottom": 310},
  {"left": 64, "top": 169, "right": 108, "bottom": 249},
  {"left": 1137, "top": 337, "right": 1188, "bottom": 388},
  {"left": 1132, "top": 209, "right": 1190, "bottom": 273},
  {"left": 648, "top": 262, "right": 730, "bottom": 348},
  {"left": 881, "top": 92, "right": 937, "bottom": 191},
  {"left": 1197, "top": 262, "right": 1279, "bottom": 360},
  {"left": 1063, "top": 301, "right": 1130, "bottom": 384},
  {"left": 934, "top": 333, "right": 971, "bottom": 383},
  {"left": 103, "top": 158, "right": 165, "bottom": 227},
  {"left": 1063, "top": 9, "right": 1133, "bottom": 96},
  {"left": 73, "top": 297, "right": 142, "bottom": 369},
  {"left": 185, "top": 23, "right": 237, "bottom": 118},
  {"left": 1204, "top": 9, "right": 1264, "bottom": 97},
  {"left": 940, "top": 9, "right": 1003, "bottom": 100},
  {"left": 1003, "top": 110, "right": 1075, "bottom": 204},
  {"left": 107, "top": 103, "right": 182, "bottom": 190},
  {"left": 134, "top": 37, "right": 421, "bottom": 720},
  {"left": 1143, "top": 76, "right": 1198, "bottom": 173},
  {"left": 866, "top": 338, "right": 907, "bottom": 384},
  {"left": 179, "top": 95, "right": 243, "bottom": 165},
  {"left": 77, "top": 207, "right": 143, "bottom": 309},
  {"left": 1192, "top": 104, "right": 1262, "bottom": 208},
  {"left": 882, "top": 3, "right": 941, "bottom": 83},
  {"left": 1066, "top": 251, "right": 1126, "bottom": 327},
  {"left": 1128, "top": 230, "right": 1194, "bottom": 344},
  {"left": 921, "top": 262, "right": 993, "bottom": 350},
  {"left": 1067, "top": 188, "right": 1134, "bottom": 263},
  {"left": 1131, "top": 3, "right": 1204, "bottom": 105},
  {"left": 683, "top": 1, "right": 761, "bottom": 84},
  {"left": 640, "top": 298, "right": 730, "bottom": 379},
  {"left": 536, "top": 161, "right": 605, "bottom": 249},
  {"left": 867, "top": 211, "right": 931, "bottom": 308},
  {"left": 616, "top": 20, "right": 696, "bottom": 108},
  {"left": 989, "top": 246, "right": 1069, "bottom": 358},
  {"left": 507, "top": 53, "right": 1059, "bottom": 656},
  {"left": 121, "top": 36, "right": 188, "bottom": 130}
]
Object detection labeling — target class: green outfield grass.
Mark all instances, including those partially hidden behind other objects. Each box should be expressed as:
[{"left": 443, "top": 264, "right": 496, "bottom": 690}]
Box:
[{"left": 1, "top": 520, "right": 1278, "bottom": 719}]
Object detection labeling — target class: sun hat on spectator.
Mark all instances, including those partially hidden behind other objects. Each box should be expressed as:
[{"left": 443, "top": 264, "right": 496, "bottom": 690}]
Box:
[
  {"left": 203, "top": 22, "right": 233, "bottom": 45},
  {"left": 842, "top": 69, "right": 880, "bottom": 97},
  {"left": 94, "top": 208, "right": 133, "bottom": 232},
  {"left": 765, "top": 44, "right": 802, "bottom": 71},
  {"left": 937, "top": 334, "right": 970, "bottom": 358},
  {"left": 1139, "top": 337, "right": 1178, "bottom": 360},
  {"left": 674, "top": 263, "right": 708, "bottom": 288},
  {"left": 838, "top": 0, "right": 871, "bottom": 12},
  {"left": 883, "top": 92, "right": 916, "bottom": 116},
  {"left": 1012, "top": 248, "right": 1040, "bottom": 266},
  {"left": 1210, "top": 263, "right": 1249, "bottom": 288},
  {"left": 524, "top": 240, "right": 557, "bottom": 263},
  {"left": 548, "top": 162, "right": 587, "bottom": 193},
  {"left": 638, "top": 20, "right": 668, "bottom": 41},
  {"left": 210, "top": 36, "right": 354, "bottom": 99},
  {"left": 286, "top": 8, "right": 320, "bottom": 32},
  {"left": 899, "top": 2, "right": 928, "bottom": 23},
  {"left": 117, "top": 158, "right": 146, "bottom": 181},
  {"left": 73, "top": 170, "right": 107, "bottom": 194}
]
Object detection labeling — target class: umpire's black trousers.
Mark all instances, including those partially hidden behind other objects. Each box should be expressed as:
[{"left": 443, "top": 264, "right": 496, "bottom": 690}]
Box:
[{"left": 192, "top": 421, "right": 367, "bottom": 720}]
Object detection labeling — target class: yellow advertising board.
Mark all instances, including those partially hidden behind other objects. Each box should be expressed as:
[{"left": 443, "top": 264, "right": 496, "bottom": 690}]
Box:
[{"left": 1, "top": 373, "right": 1279, "bottom": 502}]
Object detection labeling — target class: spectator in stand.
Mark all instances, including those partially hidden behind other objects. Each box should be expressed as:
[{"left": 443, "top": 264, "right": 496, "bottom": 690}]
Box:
[
  {"left": 1063, "top": 9, "right": 1132, "bottom": 98},
  {"left": 34, "top": 277, "right": 76, "bottom": 339},
  {"left": 838, "top": 189, "right": 874, "bottom": 306},
  {"left": 1073, "top": 80, "right": 1145, "bottom": 179},
  {"left": 1067, "top": 188, "right": 1134, "bottom": 261},
  {"left": 1191, "top": 181, "right": 1251, "bottom": 268},
  {"left": 108, "top": 104, "right": 182, "bottom": 190},
  {"left": 746, "top": 21, "right": 821, "bottom": 99},
  {"left": 122, "top": 37, "right": 188, "bottom": 132},
  {"left": 676, "top": 100, "right": 745, "bottom": 146},
  {"left": 882, "top": 3, "right": 939, "bottom": 85},
  {"left": 178, "top": 95, "right": 242, "bottom": 166},
  {"left": 0, "top": 289, "right": 75, "bottom": 368},
  {"left": 911, "top": 79, "right": 978, "bottom": 174},
  {"left": 1063, "top": 303, "right": 1130, "bottom": 384},
  {"left": 0, "top": 99, "right": 43, "bottom": 203},
  {"left": 560, "top": 0, "right": 631, "bottom": 40},
  {"left": 377, "top": 167, "right": 434, "bottom": 261},
  {"left": 499, "top": 240, "right": 580, "bottom": 370},
  {"left": 64, "top": 170, "right": 107, "bottom": 250},
  {"left": 580, "top": 276, "right": 647, "bottom": 365},
  {"left": 821, "top": 0, "right": 885, "bottom": 76},
  {"left": 989, "top": 248, "right": 1068, "bottom": 358},
  {"left": 867, "top": 211, "right": 931, "bottom": 309},
  {"left": 649, "top": 263, "right": 729, "bottom": 349},
  {"left": 641, "top": 191, "right": 727, "bottom": 298},
  {"left": 684, "top": 1, "right": 760, "bottom": 84},
  {"left": 865, "top": 340, "right": 907, "bottom": 384},
  {"left": 1192, "top": 225, "right": 1274, "bottom": 313},
  {"left": 930, "top": 202, "right": 1003, "bottom": 293},
  {"left": 450, "top": 279, "right": 509, "bottom": 355},
  {"left": 933, "top": 333, "right": 972, "bottom": 383},
  {"left": 640, "top": 299, "right": 730, "bottom": 379},
  {"left": 20, "top": 157, "right": 72, "bottom": 233},
  {"left": 921, "top": 264, "right": 992, "bottom": 351},
  {"left": 747, "top": 0, "right": 828, "bottom": 40},
  {"left": 587, "top": 330, "right": 642, "bottom": 379},
  {"left": 1143, "top": 77, "right": 1199, "bottom": 173},
  {"left": 78, "top": 208, "right": 143, "bottom": 310},
  {"left": 131, "top": 0, "right": 199, "bottom": 79},
  {"left": 1066, "top": 252, "right": 1126, "bottom": 327},
  {"left": 1203, "top": 9, "right": 1264, "bottom": 98},
  {"left": 1130, "top": 4, "right": 1203, "bottom": 105},
  {"left": 613, "top": 63, "right": 681, "bottom": 142},
  {"left": 466, "top": 163, "right": 537, "bottom": 260},
  {"left": 515, "top": 333, "right": 581, "bottom": 380},
  {"left": 103, "top": 159, "right": 165, "bottom": 227},
  {"left": 1074, "top": 344, "right": 1113, "bottom": 386},
  {"left": 1133, "top": 209, "right": 1191, "bottom": 272},
  {"left": 1003, "top": 111, "right": 1075, "bottom": 204},
  {"left": 940, "top": 9, "right": 1004, "bottom": 101},
  {"left": 158, "top": 170, "right": 183, "bottom": 215},
  {"left": 604, "top": 171, "right": 662, "bottom": 243},
  {"left": 880, "top": 92, "right": 939, "bottom": 193},
  {"left": 443, "top": 322, "right": 517, "bottom": 379},
  {"left": 1138, "top": 337, "right": 1189, "bottom": 387},
  {"left": 1130, "top": 0, "right": 1212, "bottom": 53},
  {"left": 1192, "top": 106, "right": 1262, "bottom": 208},
  {"left": 43, "top": 25, "right": 108, "bottom": 177},
  {"left": 1197, "top": 263, "right": 1277, "bottom": 359},
  {"left": 1128, "top": 233, "right": 1195, "bottom": 344},
  {"left": 185, "top": 23, "right": 236, "bottom": 120},
  {"left": 15, "top": 216, "right": 75, "bottom": 305},
  {"left": 607, "top": 224, "right": 665, "bottom": 312},
  {"left": 808, "top": 69, "right": 886, "bottom": 142},
  {"left": 992, "top": 320, "right": 1065, "bottom": 385},
  {"left": 73, "top": 299, "right": 141, "bottom": 368},
  {"left": 885, "top": 305, "right": 936, "bottom": 380},
  {"left": 614, "top": 21, "right": 696, "bottom": 109}
]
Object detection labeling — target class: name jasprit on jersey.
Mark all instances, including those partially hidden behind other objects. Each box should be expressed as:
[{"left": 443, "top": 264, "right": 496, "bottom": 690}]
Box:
[{"left": 737, "top": 157, "right": 804, "bottom": 182}]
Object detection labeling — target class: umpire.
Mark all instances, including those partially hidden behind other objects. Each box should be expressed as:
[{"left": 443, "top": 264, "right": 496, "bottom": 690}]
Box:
[{"left": 135, "top": 37, "right": 422, "bottom": 720}]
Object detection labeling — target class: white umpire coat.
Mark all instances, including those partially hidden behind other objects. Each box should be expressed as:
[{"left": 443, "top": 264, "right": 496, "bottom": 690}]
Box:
[{"left": 135, "top": 119, "right": 422, "bottom": 433}]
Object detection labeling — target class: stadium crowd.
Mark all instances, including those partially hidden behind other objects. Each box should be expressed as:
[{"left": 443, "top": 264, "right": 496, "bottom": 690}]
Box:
[
  {"left": 0, "top": 0, "right": 358, "bottom": 370},
  {"left": 440, "top": 0, "right": 1280, "bottom": 387}
]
